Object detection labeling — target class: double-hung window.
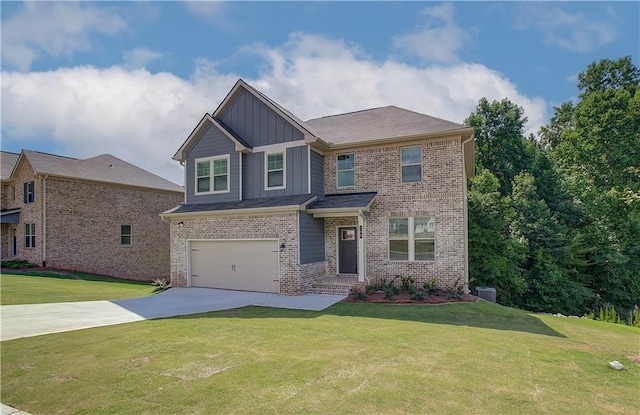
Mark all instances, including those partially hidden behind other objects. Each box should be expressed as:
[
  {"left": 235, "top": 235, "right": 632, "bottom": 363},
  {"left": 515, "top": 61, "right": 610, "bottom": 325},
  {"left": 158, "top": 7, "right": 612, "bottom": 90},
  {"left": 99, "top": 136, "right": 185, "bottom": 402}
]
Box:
[
  {"left": 389, "top": 217, "right": 435, "bottom": 261},
  {"left": 25, "top": 223, "right": 36, "bottom": 248},
  {"left": 195, "top": 155, "right": 229, "bottom": 194},
  {"left": 266, "top": 152, "right": 285, "bottom": 189},
  {"left": 23, "top": 181, "right": 35, "bottom": 203},
  {"left": 337, "top": 153, "right": 355, "bottom": 187},
  {"left": 401, "top": 146, "right": 422, "bottom": 183},
  {"left": 121, "top": 225, "right": 131, "bottom": 246}
]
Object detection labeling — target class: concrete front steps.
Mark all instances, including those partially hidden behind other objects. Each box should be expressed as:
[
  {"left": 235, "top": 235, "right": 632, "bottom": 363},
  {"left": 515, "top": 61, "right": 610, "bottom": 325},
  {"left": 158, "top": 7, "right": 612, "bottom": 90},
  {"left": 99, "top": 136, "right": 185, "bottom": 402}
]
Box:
[{"left": 307, "top": 276, "right": 362, "bottom": 296}]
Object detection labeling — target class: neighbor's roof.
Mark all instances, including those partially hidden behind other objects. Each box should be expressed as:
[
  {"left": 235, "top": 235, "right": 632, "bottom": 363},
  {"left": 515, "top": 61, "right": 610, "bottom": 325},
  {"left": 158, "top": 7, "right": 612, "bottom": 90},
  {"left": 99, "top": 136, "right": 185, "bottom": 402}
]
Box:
[
  {"left": 306, "top": 106, "right": 471, "bottom": 146},
  {"left": 16, "top": 150, "right": 183, "bottom": 192},
  {"left": 1, "top": 151, "right": 20, "bottom": 180}
]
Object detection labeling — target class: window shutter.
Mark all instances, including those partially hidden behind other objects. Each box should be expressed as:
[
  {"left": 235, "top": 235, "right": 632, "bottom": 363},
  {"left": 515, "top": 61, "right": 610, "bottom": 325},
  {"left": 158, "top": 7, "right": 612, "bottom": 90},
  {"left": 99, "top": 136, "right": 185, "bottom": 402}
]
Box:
[{"left": 23, "top": 183, "right": 27, "bottom": 203}]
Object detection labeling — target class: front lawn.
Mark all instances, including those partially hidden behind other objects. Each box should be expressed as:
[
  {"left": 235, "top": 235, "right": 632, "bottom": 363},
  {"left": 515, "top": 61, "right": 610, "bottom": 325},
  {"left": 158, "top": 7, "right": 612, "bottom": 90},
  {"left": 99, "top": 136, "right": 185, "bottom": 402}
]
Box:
[
  {"left": 0, "top": 272, "right": 155, "bottom": 305},
  {"left": 1, "top": 301, "right": 638, "bottom": 414}
]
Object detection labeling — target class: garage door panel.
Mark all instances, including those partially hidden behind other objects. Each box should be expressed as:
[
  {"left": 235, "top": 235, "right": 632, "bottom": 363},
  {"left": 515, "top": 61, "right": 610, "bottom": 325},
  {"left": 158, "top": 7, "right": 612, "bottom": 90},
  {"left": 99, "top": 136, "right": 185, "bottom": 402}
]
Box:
[{"left": 190, "top": 240, "right": 280, "bottom": 293}]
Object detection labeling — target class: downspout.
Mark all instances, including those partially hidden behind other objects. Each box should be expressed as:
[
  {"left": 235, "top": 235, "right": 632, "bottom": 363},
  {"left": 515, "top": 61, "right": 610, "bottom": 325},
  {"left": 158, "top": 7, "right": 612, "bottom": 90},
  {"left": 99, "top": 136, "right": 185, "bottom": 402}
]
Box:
[
  {"left": 461, "top": 135, "right": 474, "bottom": 293},
  {"left": 42, "top": 175, "right": 47, "bottom": 267},
  {"left": 180, "top": 160, "right": 186, "bottom": 204}
]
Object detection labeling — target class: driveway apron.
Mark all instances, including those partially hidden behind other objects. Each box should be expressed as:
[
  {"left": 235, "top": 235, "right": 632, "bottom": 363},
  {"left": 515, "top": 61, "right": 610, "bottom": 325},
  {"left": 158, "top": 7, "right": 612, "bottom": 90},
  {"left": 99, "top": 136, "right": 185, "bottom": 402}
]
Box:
[{"left": 0, "top": 288, "right": 345, "bottom": 341}]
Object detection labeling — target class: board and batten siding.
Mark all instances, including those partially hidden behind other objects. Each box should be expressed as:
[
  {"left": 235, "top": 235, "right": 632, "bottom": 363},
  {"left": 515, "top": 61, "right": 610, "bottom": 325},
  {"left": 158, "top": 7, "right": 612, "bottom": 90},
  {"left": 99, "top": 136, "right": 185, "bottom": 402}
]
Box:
[
  {"left": 310, "top": 150, "right": 324, "bottom": 197},
  {"left": 298, "top": 211, "right": 325, "bottom": 264},
  {"left": 185, "top": 125, "right": 239, "bottom": 204},
  {"left": 243, "top": 146, "right": 309, "bottom": 199},
  {"left": 220, "top": 90, "right": 304, "bottom": 147}
]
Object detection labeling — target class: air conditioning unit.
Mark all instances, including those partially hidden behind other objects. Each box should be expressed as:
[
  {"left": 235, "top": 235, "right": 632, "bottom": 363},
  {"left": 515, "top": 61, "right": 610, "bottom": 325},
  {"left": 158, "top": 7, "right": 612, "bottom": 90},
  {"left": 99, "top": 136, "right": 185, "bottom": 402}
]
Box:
[{"left": 476, "top": 287, "right": 496, "bottom": 303}]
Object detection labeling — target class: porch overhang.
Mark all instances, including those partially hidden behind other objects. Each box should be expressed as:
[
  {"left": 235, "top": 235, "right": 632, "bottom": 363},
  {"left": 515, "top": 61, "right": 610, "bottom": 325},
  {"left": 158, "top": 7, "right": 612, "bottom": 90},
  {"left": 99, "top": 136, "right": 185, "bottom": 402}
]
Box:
[
  {"left": 306, "top": 192, "right": 377, "bottom": 218},
  {"left": 0, "top": 208, "right": 21, "bottom": 224}
]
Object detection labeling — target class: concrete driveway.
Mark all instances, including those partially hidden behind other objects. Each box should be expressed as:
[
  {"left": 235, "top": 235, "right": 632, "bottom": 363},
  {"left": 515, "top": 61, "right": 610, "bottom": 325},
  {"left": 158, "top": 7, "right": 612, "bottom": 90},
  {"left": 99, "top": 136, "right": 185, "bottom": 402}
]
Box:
[{"left": 0, "top": 288, "right": 345, "bottom": 341}]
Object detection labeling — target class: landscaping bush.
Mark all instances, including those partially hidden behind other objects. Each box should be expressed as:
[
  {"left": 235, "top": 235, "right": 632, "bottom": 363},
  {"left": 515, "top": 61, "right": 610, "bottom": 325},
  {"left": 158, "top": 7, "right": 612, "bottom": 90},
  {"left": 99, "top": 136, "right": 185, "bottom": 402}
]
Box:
[{"left": 1, "top": 260, "right": 35, "bottom": 269}]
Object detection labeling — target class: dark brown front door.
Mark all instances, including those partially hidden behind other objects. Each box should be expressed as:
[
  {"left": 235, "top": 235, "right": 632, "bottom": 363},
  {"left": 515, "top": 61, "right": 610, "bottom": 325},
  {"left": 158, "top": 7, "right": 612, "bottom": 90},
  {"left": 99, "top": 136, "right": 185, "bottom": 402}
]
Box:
[{"left": 338, "top": 227, "right": 357, "bottom": 274}]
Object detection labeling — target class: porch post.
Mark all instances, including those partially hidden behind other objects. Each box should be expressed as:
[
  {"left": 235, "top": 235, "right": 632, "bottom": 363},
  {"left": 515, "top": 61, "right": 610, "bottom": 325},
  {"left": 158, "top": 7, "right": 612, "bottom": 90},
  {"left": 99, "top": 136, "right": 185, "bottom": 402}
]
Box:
[{"left": 357, "top": 212, "right": 365, "bottom": 282}]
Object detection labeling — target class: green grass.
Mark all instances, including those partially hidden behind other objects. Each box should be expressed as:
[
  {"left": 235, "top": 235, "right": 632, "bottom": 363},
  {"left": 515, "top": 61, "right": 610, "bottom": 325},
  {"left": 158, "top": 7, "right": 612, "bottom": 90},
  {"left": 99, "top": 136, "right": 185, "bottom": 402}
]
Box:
[
  {"left": 0, "top": 271, "right": 155, "bottom": 305},
  {"left": 1, "top": 301, "right": 638, "bottom": 414}
]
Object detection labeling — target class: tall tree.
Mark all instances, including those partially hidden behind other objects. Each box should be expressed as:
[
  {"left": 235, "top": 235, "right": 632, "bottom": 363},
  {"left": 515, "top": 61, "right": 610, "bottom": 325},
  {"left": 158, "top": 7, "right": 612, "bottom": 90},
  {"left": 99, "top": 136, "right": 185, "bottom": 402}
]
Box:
[
  {"left": 465, "top": 98, "right": 530, "bottom": 196},
  {"left": 545, "top": 56, "right": 640, "bottom": 310}
]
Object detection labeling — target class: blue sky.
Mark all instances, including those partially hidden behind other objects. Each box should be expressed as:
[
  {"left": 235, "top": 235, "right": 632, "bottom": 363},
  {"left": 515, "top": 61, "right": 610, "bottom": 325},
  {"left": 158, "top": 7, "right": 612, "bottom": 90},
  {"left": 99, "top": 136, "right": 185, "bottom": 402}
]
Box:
[{"left": 1, "top": 1, "right": 638, "bottom": 184}]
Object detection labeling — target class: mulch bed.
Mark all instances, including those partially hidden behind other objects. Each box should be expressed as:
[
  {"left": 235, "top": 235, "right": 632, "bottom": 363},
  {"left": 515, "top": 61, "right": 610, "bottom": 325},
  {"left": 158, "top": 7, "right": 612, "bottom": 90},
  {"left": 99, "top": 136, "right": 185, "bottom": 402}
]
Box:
[{"left": 343, "top": 291, "right": 479, "bottom": 304}]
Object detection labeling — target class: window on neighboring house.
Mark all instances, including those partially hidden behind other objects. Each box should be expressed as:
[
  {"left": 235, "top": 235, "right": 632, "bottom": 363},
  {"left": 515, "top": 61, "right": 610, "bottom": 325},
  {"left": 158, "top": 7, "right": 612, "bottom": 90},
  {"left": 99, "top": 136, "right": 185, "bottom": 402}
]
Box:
[
  {"left": 266, "top": 152, "right": 285, "bottom": 189},
  {"left": 389, "top": 217, "right": 435, "bottom": 261},
  {"left": 11, "top": 185, "right": 16, "bottom": 201},
  {"left": 195, "top": 155, "right": 229, "bottom": 194},
  {"left": 23, "top": 181, "right": 35, "bottom": 203},
  {"left": 401, "top": 146, "right": 422, "bottom": 183},
  {"left": 25, "top": 223, "right": 36, "bottom": 248},
  {"left": 121, "top": 225, "right": 131, "bottom": 246},
  {"left": 337, "top": 153, "right": 355, "bottom": 187}
]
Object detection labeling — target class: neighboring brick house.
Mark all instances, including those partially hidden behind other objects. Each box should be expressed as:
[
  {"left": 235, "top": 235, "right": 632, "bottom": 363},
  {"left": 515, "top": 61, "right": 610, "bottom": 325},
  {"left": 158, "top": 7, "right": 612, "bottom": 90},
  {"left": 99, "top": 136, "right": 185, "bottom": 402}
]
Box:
[
  {"left": 1, "top": 150, "right": 184, "bottom": 281},
  {"left": 162, "top": 79, "right": 474, "bottom": 295}
]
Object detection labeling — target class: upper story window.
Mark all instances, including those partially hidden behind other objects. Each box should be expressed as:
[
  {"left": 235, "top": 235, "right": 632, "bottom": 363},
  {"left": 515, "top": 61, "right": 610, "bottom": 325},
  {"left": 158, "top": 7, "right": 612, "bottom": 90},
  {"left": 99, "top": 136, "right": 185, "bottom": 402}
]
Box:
[
  {"left": 401, "top": 146, "right": 422, "bottom": 183},
  {"left": 389, "top": 216, "right": 435, "bottom": 261},
  {"left": 23, "top": 181, "right": 35, "bottom": 203},
  {"left": 266, "top": 152, "right": 285, "bottom": 190},
  {"left": 195, "top": 155, "right": 229, "bottom": 195},
  {"left": 337, "top": 153, "right": 355, "bottom": 187},
  {"left": 121, "top": 225, "right": 131, "bottom": 246},
  {"left": 25, "top": 223, "right": 36, "bottom": 248}
]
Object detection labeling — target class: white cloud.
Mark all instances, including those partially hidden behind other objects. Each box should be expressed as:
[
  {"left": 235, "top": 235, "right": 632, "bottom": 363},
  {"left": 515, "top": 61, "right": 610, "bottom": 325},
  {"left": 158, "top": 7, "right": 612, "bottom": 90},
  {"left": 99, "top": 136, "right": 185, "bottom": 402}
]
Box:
[
  {"left": 1, "top": 33, "right": 547, "bottom": 184},
  {"left": 393, "top": 3, "right": 471, "bottom": 63},
  {"left": 122, "top": 48, "right": 164, "bottom": 69},
  {"left": 1, "top": 1, "right": 126, "bottom": 71},
  {"left": 515, "top": 4, "right": 617, "bottom": 52},
  {"left": 184, "top": 1, "right": 226, "bottom": 19}
]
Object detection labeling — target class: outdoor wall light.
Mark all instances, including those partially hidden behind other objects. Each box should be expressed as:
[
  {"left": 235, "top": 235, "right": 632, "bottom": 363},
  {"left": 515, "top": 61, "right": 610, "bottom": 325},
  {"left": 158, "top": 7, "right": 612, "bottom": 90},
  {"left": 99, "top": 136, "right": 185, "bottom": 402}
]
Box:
[
  {"left": 280, "top": 243, "right": 286, "bottom": 251},
  {"left": 177, "top": 221, "right": 184, "bottom": 227}
]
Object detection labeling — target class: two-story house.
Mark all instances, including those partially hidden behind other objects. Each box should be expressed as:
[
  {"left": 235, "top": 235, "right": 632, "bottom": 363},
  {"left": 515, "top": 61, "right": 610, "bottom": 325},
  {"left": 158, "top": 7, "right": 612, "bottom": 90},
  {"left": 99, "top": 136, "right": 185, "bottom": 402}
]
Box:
[
  {"left": 1, "top": 150, "right": 183, "bottom": 281},
  {"left": 162, "top": 80, "right": 474, "bottom": 295}
]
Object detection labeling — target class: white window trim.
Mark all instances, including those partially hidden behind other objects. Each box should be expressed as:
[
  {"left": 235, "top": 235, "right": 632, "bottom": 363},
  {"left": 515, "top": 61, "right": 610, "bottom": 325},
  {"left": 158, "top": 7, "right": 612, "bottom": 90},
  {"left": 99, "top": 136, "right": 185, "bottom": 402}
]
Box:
[
  {"left": 194, "top": 155, "right": 231, "bottom": 195},
  {"left": 265, "top": 151, "right": 286, "bottom": 191},
  {"left": 401, "top": 146, "right": 423, "bottom": 183},
  {"left": 336, "top": 153, "right": 356, "bottom": 188},
  {"left": 25, "top": 223, "right": 36, "bottom": 248},
  {"left": 388, "top": 216, "right": 435, "bottom": 262}
]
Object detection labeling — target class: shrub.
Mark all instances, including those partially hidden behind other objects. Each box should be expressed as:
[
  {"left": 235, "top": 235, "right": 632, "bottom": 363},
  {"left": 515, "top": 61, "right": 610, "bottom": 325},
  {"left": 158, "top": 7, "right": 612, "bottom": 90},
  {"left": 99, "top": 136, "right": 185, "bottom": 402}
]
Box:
[
  {"left": 151, "top": 278, "right": 171, "bottom": 292},
  {"left": 584, "top": 304, "right": 640, "bottom": 328},
  {"left": 410, "top": 290, "right": 425, "bottom": 301},
  {"left": 350, "top": 286, "right": 368, "bottom": 301},
  {"left": 445, "top": 278, "right": 465, "bottom": 300},
  {"left": 423, "top": 278, "right": 441, "bottom": 296},
  {"left": 1, "top": 260, "right": 35, "bottom": 269},
  {"left": 399, "top": 275, "right": 416, "bottom": 293}
]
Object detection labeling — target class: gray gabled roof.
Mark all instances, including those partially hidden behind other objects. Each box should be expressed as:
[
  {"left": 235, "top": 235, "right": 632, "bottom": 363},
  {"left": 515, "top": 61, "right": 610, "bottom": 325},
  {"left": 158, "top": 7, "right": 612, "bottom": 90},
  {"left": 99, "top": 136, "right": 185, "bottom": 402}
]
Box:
[
  {"left": 167, "top": 193, "right": 316, "bottom": 215},
  {"left": 308, "top": 192, "right": 377, "bottom": 210},
  {"left": 306, "top": 106, "right": 469, "bottom": 146},
  {"left": 17, "top": 150, "right": 183, "bottom": 192},
  {"left": 1, "top": 151, "right": 20, "bottom": 180}
]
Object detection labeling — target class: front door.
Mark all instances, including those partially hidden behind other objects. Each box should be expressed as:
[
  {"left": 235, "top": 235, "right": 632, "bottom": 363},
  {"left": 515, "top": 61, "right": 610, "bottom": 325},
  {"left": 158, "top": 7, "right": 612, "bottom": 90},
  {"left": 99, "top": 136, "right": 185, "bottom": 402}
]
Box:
[
  {"left": 338, "top": 227, "right": 358, "bottom": 274},
  {"left": 12, "top": 228, "right": 17, "bottom": 256}
]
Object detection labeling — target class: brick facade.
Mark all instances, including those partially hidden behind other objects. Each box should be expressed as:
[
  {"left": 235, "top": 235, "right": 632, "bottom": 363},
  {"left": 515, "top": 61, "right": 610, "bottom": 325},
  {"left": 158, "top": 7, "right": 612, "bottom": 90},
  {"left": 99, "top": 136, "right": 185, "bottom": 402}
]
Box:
[
  {"left": 324, "top": 136, "right": 467, "bottom": 288},
  {"left": 169, "top": 212, "right": 326, "bottom": 295},
  {"left": 1, "top": 159, "right": 183, "bottom": 281}
]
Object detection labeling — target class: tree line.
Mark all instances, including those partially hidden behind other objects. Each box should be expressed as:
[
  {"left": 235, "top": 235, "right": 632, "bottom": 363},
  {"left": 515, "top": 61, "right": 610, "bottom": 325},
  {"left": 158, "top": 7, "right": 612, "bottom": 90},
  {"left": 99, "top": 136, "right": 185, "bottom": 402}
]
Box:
[{"left": 467, "top": 56, "right": 639, "bottom": 316}]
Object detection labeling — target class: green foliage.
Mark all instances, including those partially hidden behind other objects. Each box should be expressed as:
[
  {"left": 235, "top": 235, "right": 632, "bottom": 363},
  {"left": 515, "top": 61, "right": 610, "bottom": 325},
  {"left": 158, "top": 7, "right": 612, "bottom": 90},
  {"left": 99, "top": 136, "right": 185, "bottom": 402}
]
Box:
[
  {"left": 151, "top": 278, "right": 171, "bottom": 293},
  {"left": 445, "top": 279, "right": 465, "bottom": 300},
  {"left": 399, "top": 275, "right": 416, "bottom": 292},
  {"left": 584, "top": 304, "right": 640, "bottom": 328},
  {"left": 350, "top": 286, "right": 368, "bottom": 301},
  {"left": 1, "top": 260, "right": 35, "bottom": 269},
  {"left": 423, "top": 278, "right": 441, "bottom": 296}
]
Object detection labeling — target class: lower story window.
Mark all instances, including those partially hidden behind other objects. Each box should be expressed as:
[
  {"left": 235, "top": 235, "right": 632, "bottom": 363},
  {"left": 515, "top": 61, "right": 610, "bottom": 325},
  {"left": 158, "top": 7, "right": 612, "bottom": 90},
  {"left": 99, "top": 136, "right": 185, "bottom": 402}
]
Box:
[
  {"left": 25, "top": 223, "right": 36, "bottom": 248},
  {"left": 389, "top": 217, "right": 435, "bottom": 261},
  {"left": 121, "top": 225, "right": 131, "bottom": 246}
]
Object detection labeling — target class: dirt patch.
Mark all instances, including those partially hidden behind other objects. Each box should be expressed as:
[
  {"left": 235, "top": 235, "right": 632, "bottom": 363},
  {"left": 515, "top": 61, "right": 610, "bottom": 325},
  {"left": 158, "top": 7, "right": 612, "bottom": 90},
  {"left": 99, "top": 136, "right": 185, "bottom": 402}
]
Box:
[
  {"left": 343, "top": 291, "right": 479, "bottom": 305},
  {"left": 629, "top": 355, "right": 640, "bottom": 366}
]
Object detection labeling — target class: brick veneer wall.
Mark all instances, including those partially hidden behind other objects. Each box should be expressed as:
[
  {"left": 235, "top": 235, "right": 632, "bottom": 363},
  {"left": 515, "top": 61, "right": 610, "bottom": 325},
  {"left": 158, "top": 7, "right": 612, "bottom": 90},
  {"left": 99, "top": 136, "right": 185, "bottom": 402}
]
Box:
[
  {"left": 170, "top": 212, "right": 325, "bottom": 295},
  {"left": 324, "top": 136, "right": 466, "bottom": 288},
  {"left": 0, "top": 159, "right": 183, "bottom": 281}
]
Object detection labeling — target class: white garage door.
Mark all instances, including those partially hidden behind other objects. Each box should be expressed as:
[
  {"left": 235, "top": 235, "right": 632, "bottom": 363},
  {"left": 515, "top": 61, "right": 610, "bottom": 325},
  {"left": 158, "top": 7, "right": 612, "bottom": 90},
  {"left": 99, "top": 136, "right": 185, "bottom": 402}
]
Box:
[{"left": 189, "top": 240, "right": 280, "bottom": 293}]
